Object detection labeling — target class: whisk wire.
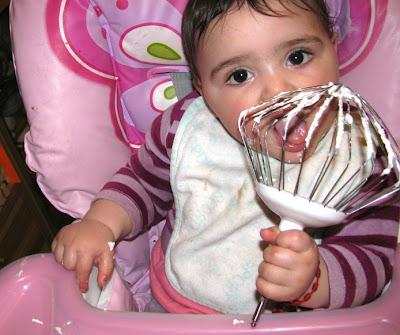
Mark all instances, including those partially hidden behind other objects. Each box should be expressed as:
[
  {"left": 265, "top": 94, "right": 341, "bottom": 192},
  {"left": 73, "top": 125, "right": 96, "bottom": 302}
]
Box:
[
  {"left": 329, "top": 158, "right": 375, "bottom": 210},
  {"left": 346, "top": 182, "right": 400, "bottom": 215},
  {"left": 293, "top": 150, "right": 306, "bottom": 196},
  {"left": 259, "top": 117, "right": 276, "bottom": 186},
  {"left": 294, "top": 92, "right": 336, "bottom": 198},
  {"left": 308, "top": 122, "right": 341, "bottom": 202},
  {"left": 319, "top": 118, "right": 353, "bottom": 206}
]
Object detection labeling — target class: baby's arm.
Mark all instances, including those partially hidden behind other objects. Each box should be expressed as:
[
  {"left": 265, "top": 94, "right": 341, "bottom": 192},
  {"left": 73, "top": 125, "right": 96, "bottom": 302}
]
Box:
[
  {"left": 52, "top": 95, "right": 186, "bottom": 292},
  {"left": 257, "top": 204, "right": 398, "bottom": 309},
  {"left": 319, "top": 205, "right": 399, "bottom": 308},
  {"left": 52, "top": 199, "right": 131, "bottom": 292}
]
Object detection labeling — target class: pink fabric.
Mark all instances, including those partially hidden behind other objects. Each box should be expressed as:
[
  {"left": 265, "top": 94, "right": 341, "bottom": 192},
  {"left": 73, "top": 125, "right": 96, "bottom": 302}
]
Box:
[
  {"left": 107, "top": 269, "right": 136, "bottom": 311},
  {"left": 150, "top": 240, "right": 220, "bottom": 314}
]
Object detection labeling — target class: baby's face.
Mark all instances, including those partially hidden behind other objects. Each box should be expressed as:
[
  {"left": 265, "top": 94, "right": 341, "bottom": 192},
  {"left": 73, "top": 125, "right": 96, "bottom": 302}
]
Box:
[{"left": 194, "top": 1, "right": 339, "bottom": 158}]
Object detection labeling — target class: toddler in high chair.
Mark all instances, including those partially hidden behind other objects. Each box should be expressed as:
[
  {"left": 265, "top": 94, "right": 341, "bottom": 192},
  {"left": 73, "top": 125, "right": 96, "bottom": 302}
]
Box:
[{"left": 52, "top": 0, "right": 398, "bottom": 314}]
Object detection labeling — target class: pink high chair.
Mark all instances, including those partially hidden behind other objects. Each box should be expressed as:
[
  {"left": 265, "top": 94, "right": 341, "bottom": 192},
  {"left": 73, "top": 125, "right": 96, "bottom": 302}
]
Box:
[{"left": 1, "top": 0, "right": 400, "bottom": 334}]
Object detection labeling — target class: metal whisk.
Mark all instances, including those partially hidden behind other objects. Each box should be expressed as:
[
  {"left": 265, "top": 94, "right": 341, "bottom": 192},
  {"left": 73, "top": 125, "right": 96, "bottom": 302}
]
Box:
[{"left": 238, "top": 83, "right": 400, "bottom": 327}]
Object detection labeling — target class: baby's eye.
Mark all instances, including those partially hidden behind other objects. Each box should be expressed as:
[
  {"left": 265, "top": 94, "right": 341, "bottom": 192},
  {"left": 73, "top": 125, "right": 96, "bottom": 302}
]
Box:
[
  {"left": 227, "top": 69, "right": 253, "bottom": 85},
  {"left": 287, "top": 50, "right": 312, "bottom": 67}
]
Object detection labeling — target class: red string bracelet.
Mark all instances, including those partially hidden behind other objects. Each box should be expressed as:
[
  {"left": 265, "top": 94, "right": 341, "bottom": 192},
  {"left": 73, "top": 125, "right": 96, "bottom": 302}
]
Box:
[{"left": 290, "top": 263, "right": 321, "bottom": 306}]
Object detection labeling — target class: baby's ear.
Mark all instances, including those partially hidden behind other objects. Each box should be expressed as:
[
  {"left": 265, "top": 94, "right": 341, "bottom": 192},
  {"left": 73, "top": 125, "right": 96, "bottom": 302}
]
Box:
[{"left": 192, "top": 77, "right": 203, "bottom": 95}]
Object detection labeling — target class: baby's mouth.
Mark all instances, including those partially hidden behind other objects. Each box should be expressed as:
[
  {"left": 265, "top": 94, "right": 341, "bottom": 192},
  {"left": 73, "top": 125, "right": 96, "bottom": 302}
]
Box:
[{"left": 273, "top": 116, "right": 309, "bottom": 153}]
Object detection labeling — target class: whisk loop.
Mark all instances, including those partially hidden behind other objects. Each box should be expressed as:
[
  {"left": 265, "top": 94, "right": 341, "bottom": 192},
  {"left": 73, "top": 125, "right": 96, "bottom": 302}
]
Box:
[{"left": 239, "top": 83, "right": 400, "bottom": 216}]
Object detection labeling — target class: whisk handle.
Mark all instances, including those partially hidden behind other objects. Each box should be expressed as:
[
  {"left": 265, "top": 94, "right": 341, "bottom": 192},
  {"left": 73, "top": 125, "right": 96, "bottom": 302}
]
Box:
[{"left": 279, "top": 219, "right": 304, "bottom": 231}]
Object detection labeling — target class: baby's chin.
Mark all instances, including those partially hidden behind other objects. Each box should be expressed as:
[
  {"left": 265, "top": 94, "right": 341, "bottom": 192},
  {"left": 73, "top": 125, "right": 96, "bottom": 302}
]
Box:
[{"left": 229, "top": 128, "right": 245, "bottom": 144}]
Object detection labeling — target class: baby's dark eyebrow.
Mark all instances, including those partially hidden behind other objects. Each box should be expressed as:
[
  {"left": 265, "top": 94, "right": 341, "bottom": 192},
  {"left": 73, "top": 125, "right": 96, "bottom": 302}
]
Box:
[{"left": 276, "top": 36, "right": 323, "bottom": 50}]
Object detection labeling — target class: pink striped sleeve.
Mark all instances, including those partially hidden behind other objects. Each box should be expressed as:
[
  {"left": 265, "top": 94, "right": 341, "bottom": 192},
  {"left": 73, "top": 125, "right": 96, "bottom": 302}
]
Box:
[
  {"left": 319, "top": 205, "right": 399, "bottom": 308},
  {"left": 95, "top": 91, "right": 199, "bottom": 239}
]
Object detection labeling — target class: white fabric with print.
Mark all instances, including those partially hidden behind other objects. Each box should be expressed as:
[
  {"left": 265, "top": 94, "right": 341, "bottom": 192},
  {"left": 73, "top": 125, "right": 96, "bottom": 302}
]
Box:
[{"left": 166, "top": 97, "right": 277, "bottom": 314}]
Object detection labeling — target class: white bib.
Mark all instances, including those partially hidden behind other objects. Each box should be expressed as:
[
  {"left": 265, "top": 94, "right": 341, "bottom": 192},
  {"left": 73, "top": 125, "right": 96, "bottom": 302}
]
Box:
[
  {"left": 165, "top": 97, "right": 277, "bottom": 314},
  {"left": 164, "top": 97, "right": 369, "bottom": 314}
]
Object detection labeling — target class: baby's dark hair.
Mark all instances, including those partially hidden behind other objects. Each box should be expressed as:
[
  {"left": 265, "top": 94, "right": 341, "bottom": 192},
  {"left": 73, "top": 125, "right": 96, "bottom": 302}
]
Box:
[{"left": 182, "top": 0, "right": 333, "bottom": 82}]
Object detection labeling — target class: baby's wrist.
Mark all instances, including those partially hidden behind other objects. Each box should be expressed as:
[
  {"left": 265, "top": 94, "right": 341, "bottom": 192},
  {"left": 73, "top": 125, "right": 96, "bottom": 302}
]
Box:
[
  {"left": 85, "top": 217, "right": 119, "bottom": 241},
  {"left": 290, "top": 257, "right": 329, "bottom": 309},
  {"left": 290, "top": 262, "right": 321, "bottom": 306},
  {"left": 85, "top": 199, "right": 132, "bottom": 240}
]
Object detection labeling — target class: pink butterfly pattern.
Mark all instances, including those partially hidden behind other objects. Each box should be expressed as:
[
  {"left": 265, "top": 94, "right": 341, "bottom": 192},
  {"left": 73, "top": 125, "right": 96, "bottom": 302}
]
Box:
[{"left": 46, "top": 0, "right": 189, "bottom": 150}]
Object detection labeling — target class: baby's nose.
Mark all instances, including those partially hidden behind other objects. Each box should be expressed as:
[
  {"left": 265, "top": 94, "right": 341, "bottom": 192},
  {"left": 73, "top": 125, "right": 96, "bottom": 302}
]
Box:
[{"left": 260, "top": 75, "right": 296, "bottom": 102}]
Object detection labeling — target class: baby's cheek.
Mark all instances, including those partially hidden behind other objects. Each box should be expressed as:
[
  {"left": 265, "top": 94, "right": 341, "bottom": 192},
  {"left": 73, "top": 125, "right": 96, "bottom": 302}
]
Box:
[
  {"left": 215, "top": 106, "right": 246, "bottom": 142},
  {"left": 225, "top": 119, "right": 243, "bottom": 142}
]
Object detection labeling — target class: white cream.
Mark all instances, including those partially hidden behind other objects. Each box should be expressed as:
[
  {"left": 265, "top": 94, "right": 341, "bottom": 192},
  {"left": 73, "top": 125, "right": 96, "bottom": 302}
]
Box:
[
  {"left": 232, "top": 319, "right": 245, "bottom": 326},
  {"left": 107, "top": 241, "right": 115, "bottom": 251},
  {"left": 335, "top": 94, "right": 345, "bottom": 151},
  {"left": 54, "top": 326, "right": 63, "bottom": 334},
  {"left": 305, "top": 95, "right": 333, "bottom": 147},
  {"left": 31, "top": 318, "right": 44, "bottom": 325}
]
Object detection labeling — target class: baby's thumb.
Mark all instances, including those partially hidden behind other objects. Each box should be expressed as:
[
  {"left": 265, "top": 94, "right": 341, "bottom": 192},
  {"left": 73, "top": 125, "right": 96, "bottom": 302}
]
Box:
[{"left": 260, "top": 226, "right": 280, "bottom": 244}]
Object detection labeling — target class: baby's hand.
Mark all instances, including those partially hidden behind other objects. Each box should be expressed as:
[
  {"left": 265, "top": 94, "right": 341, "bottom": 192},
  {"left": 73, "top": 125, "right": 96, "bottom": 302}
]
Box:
[
  {"left": 51, "top": 219, "right": 115, "bottom": 293},
  {"left": 256, "top": 227, "right": 319, "bottom": 303}
]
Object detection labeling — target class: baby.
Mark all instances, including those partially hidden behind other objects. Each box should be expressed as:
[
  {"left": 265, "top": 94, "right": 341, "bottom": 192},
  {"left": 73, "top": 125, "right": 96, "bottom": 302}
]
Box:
[{"left": 52, "top": 0, "right": 398, "bottom": 314}]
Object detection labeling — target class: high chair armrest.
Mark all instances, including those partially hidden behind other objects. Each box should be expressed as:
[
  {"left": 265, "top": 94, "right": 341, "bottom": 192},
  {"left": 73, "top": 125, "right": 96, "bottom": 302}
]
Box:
[{"left": 1, "top": 248, "right": 400, "bottom": 334}]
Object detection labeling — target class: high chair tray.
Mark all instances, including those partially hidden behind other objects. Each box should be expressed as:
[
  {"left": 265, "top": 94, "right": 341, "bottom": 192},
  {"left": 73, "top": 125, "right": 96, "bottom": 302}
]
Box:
[{"left": 0, "top": 250, "right": 400, "bottom": 334}]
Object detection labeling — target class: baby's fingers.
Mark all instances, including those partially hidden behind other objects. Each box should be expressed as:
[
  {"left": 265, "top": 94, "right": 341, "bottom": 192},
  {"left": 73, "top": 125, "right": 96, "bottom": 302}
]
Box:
[
  {"left": 260, "top": 227, "right": 280, "bottom": 244},
  {"left": 275, "top": 230, "right": 314, "bottom": 253},
  {"left": 96, "top": 250, "right": 114, "bottom": 289},
  {"left": 76, "top": 255, "right": 95, "bottom": 293},
  {"left": 52, "top": 239, "right": 65, "bottom": 265},
  {"left": 62, "top": 247, "right": 78, "bottom": 271}
]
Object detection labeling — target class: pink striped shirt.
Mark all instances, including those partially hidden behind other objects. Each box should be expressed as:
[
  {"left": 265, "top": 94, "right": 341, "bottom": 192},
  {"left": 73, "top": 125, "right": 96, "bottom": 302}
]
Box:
[{"left": 97, "top": 91, "right": 399, "bottom": 311}]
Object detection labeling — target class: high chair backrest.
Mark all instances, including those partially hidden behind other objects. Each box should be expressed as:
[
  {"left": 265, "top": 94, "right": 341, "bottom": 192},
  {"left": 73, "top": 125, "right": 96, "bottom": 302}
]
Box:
[
  {"left": 10, "top": 0, "right": 400, "bottom": 220},
  {"left": 11, "top": 0, "right": 189, "bottom": 218}
]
